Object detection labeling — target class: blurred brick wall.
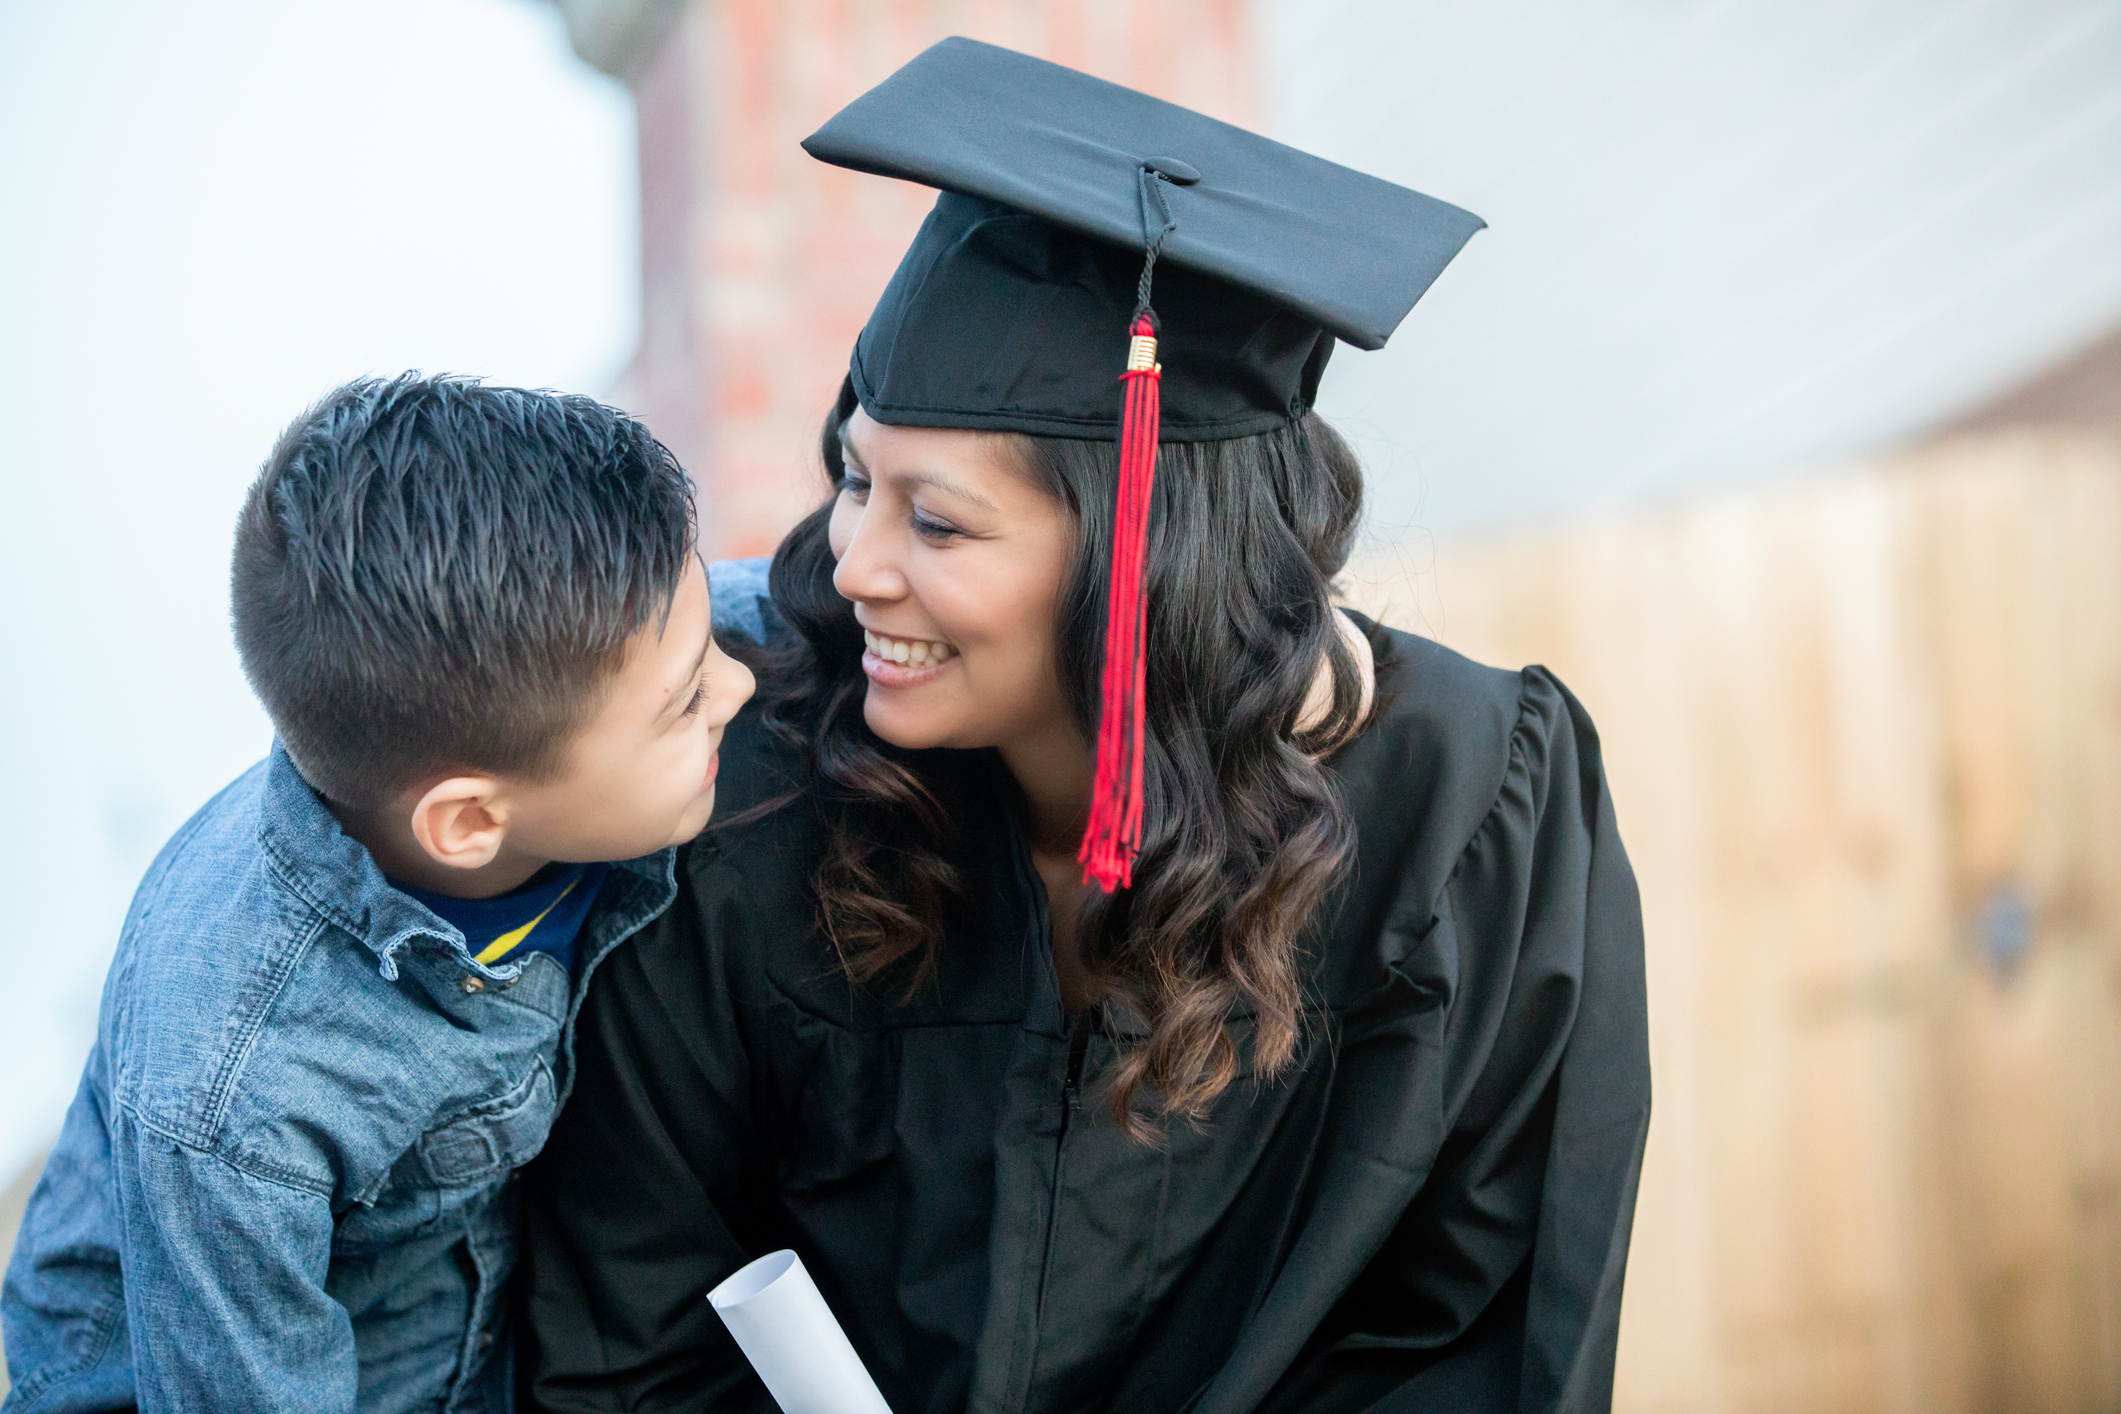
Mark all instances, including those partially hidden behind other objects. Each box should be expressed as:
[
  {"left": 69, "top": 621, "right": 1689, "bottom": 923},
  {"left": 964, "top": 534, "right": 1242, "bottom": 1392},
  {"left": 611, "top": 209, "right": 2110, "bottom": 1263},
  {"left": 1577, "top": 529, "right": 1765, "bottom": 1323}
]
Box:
[{"left": 611, "top": 0, "right": 1259, "bottom": 557}]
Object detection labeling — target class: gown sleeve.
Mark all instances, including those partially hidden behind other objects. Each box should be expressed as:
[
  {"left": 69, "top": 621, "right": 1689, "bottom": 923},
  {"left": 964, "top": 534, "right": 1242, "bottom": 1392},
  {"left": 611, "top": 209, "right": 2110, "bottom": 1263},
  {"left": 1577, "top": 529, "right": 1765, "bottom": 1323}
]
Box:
[
  {"left": 1259, "top": 666, "right": 1651, "bottom": 1414},
  {"left": 516, "top": 861, "right": 778, "bottom": 1414}
]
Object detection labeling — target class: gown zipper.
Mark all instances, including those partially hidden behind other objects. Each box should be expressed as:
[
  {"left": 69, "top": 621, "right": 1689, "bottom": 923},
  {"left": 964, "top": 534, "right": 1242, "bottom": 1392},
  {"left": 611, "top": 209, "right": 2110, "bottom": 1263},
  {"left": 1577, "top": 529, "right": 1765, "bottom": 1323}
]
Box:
[
  {"left": 1061, "top": 1010, "right": 1091, "bottom": 1115},
  {"left": 1035, "top": 1010, "right": 1095, "bottom": 1330}
]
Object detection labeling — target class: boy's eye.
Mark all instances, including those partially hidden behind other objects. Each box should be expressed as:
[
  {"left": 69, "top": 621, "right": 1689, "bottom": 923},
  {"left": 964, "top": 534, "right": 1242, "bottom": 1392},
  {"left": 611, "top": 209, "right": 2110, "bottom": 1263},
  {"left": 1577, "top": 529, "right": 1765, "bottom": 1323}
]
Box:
[{"left": 681, "top": 674, "right": 709, "bottom": 718}]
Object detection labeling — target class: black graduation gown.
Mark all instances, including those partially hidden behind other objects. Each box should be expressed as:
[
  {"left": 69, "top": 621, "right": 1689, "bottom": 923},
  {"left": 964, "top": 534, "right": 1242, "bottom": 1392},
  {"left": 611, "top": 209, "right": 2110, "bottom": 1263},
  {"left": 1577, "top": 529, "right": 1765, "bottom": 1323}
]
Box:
[{"left": 518, "top": 622, "right": 1650, "bottom": 1414}]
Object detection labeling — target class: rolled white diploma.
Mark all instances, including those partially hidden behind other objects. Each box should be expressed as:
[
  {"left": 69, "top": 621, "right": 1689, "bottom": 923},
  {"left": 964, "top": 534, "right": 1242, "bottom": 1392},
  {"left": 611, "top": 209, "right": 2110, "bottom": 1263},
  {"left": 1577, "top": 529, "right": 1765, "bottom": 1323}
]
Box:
[{"left": 708, "top": 1250, "right": 894, "bottom": 1414}]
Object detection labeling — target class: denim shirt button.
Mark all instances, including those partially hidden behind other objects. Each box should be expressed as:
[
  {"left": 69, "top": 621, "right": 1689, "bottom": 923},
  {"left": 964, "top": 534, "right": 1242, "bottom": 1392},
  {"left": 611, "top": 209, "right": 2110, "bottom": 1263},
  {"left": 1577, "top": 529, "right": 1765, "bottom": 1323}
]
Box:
[{"left": 460, "top": 976, "right": 485, "bottom": 994}]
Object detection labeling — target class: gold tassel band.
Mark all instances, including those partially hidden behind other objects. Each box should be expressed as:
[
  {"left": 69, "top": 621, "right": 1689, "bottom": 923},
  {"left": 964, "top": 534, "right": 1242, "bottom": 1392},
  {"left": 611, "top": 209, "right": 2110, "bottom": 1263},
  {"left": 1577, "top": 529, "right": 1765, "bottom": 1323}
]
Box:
[{"left": 1126, "top": 332, "right": 1159, "bottom": 372}]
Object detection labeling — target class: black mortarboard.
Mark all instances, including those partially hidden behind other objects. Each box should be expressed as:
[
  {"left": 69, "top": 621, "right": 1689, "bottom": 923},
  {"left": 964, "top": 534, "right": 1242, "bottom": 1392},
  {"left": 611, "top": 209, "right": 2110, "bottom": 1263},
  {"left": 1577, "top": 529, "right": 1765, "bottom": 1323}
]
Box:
[
  {"left": 801, "top": 38, "right": 1483, "bottom": 890},
  {"left": 801, "top": 36, "right": 1485, "bottom": 442}
]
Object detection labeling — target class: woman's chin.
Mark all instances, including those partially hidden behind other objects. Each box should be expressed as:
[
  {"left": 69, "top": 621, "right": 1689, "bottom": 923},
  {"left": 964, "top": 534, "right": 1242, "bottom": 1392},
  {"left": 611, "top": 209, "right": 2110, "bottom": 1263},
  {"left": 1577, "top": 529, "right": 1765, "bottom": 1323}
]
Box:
[{"left": 862, "top": 688, "right": 956, "bottom": 751}]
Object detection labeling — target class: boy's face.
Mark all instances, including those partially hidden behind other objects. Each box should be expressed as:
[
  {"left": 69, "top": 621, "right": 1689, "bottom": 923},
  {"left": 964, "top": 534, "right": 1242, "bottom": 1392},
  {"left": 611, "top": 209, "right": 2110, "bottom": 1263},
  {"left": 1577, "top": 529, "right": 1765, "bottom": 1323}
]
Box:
[{"left": 497, "top": 555, "right": 755, "bottom": 862}]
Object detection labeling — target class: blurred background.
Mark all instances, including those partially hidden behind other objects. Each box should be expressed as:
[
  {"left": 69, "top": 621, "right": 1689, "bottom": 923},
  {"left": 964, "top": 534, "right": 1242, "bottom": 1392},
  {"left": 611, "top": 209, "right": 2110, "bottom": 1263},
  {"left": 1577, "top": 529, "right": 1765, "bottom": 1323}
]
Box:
[{"left": 2, "top": 1, "right": 2118, "bottom": 1409}]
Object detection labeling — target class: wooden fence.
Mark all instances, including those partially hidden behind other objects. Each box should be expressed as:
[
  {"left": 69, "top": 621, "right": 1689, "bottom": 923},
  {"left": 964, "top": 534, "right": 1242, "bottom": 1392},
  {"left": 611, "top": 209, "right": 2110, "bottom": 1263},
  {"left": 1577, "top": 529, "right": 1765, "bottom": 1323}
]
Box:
[{"left": 1342, "top": 429, "right": 2121, "bottom": 1414}]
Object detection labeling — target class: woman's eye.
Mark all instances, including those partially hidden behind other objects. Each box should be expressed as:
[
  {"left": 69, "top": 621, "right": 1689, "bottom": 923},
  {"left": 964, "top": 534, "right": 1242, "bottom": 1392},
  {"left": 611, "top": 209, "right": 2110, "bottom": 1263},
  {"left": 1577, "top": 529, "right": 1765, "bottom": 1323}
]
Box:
[
  {"left": 911, "top": 512, "right": 963, "bottom": 542},
  {"left": 840, "top": 473, "right": 872, "bottom": 500},
  {"left": 681, "top": 675, "right": 708, "bottom": 718}
]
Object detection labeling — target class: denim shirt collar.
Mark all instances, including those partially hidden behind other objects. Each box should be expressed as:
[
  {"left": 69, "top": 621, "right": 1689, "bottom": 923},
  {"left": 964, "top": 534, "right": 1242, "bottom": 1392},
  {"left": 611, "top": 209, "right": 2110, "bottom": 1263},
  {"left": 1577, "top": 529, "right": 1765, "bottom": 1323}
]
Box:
[{"left": 253, "top": 743, "right": 676, "bottom": 982}]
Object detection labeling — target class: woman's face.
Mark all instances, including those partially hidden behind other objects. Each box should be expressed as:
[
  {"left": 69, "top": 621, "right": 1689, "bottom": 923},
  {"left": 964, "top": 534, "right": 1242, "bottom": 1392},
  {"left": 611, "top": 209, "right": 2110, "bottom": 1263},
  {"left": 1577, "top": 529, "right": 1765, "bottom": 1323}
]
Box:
[{"left": 829, "top": 408, "right": 1077, "bottom": 752}]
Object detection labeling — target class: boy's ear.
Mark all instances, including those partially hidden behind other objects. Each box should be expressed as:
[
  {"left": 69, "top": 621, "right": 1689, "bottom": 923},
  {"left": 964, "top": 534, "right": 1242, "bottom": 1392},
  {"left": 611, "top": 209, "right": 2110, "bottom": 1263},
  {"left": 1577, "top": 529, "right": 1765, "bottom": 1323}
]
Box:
[{"left": 407, "top": 777, "right": 511, "bottom": 871}]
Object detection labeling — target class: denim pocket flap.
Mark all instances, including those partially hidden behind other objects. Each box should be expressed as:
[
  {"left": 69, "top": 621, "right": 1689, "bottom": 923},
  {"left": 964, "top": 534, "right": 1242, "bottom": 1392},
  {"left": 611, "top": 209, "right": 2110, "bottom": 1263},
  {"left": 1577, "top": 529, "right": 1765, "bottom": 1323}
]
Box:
[{"left": 418, "top": 1060, "right": 556, "bottom": 1186}]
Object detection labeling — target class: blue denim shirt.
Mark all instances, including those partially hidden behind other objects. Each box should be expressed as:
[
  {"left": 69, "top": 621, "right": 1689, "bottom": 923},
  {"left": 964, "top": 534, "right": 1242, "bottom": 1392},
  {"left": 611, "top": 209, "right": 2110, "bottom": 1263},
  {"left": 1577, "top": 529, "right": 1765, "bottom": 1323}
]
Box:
[{"left": 2, "top": 558, "right": 775, "bottom": 1414}]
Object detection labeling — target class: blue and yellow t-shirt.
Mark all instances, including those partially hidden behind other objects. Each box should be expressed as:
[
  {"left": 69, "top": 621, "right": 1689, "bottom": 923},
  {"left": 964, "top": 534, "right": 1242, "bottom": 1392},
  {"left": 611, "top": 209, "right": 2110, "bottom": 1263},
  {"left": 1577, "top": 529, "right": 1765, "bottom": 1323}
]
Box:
[{"left": 394, "top": 862, "right": 611, "bottom": 973}]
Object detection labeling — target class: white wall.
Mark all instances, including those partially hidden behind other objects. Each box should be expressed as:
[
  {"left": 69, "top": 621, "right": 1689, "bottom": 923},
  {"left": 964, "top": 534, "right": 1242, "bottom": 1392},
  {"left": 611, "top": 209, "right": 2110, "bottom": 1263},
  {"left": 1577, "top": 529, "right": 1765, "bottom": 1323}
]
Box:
[
  {"left": 1262, "top": 0, "right": 2121, "bottom": 539},
  {"left": 0, "top": 0, "right": 637, "bottom": 1186}
]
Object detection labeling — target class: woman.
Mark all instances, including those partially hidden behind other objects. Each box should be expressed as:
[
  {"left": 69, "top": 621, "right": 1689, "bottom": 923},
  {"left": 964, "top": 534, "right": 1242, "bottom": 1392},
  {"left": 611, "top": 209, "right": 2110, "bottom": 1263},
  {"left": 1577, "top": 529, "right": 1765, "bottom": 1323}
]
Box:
[{"left": 521, "top": 39, "right": 1648, "bottom": 1414}]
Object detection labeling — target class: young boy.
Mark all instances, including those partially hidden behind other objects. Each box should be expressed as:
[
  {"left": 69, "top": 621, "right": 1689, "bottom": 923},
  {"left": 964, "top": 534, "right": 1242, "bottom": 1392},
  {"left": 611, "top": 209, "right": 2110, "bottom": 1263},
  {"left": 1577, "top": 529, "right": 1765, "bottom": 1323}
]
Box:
[{"left": 1, "top": 376, "right": 758, "bottom": 1413}]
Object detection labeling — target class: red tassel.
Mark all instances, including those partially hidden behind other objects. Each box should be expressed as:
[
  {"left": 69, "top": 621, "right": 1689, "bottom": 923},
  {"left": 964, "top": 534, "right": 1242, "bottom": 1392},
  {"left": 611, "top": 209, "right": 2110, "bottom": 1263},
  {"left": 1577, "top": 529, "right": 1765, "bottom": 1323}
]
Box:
[{"left": 1079, "top": 315, "right": 1161, "bottom": 892}]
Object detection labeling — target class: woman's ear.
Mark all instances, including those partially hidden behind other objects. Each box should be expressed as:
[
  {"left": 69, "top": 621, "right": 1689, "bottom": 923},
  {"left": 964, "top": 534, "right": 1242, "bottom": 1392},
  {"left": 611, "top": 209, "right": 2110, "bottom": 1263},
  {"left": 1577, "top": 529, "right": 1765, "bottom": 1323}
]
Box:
[{"left": 407, "top": 777, "right": 511, "bottom": 871}]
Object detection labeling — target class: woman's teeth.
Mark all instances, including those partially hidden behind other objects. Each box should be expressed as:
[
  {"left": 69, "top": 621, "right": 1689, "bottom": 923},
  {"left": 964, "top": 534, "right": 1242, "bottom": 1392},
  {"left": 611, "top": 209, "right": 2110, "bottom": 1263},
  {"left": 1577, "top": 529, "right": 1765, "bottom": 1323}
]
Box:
[{"left": 864, "top": 629, "right": 957, "bottom": 666}]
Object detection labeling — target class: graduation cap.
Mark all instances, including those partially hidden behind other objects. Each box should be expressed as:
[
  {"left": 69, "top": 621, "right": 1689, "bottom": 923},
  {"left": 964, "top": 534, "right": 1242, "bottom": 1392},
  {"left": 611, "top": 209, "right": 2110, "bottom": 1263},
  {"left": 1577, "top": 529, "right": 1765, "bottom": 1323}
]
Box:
[{"left": 802, "top": 37, "right": 1484, "bottom": 891}]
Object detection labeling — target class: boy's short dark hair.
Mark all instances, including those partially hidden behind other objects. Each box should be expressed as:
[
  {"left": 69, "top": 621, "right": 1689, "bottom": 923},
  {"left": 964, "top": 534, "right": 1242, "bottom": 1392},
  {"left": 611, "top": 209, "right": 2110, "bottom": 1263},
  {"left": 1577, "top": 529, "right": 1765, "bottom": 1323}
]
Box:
[{"left": 232, "top": 374, "right": 697, "bottom": 807}]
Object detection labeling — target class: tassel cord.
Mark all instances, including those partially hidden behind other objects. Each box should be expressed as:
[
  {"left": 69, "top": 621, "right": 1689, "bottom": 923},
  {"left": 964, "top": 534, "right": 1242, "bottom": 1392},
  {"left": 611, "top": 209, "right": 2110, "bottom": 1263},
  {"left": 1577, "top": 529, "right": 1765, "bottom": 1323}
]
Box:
[
  {"left": 1081, "top": 317, "right": 1161, "bottom": 891},
  {"left": 1080, "top": 167, "right": 1178, "bottom": 892}
]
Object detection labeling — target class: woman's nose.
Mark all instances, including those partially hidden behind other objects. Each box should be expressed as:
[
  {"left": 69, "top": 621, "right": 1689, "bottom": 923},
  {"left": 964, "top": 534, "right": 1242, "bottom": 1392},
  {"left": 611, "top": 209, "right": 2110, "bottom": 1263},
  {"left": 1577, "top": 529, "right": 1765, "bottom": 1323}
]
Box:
[{"left": 831, "top": 501, "right": 908, "bottom": 605}]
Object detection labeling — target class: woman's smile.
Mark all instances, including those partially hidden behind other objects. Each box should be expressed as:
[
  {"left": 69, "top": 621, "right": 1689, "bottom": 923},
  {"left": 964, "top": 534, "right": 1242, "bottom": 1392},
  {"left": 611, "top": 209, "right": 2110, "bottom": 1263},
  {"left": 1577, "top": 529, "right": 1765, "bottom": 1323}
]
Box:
[{"left": 862, "top": 627, "right": 959, "bottom": 687}]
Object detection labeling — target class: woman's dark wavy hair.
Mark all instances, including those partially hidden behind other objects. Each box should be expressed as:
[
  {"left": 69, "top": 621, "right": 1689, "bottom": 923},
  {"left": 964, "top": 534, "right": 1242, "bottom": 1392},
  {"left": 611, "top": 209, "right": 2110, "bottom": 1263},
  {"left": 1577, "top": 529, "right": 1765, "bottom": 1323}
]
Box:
[{"left": 762, "top": 378, "right": 1369, "bottom": 1137}]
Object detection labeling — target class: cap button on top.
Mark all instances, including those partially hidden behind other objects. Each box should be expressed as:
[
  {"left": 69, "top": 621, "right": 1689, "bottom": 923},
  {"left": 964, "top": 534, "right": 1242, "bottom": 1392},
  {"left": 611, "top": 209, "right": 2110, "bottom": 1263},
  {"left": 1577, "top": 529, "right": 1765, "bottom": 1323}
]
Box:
[{"left": 1142, "top": 156, "right": 1200, "bottom": 185}]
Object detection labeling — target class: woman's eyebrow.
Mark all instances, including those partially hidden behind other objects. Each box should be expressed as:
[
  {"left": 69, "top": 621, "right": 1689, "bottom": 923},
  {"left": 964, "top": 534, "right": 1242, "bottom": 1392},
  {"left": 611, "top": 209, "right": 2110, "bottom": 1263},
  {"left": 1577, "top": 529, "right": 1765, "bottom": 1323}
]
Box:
[
  {"left": 843, "top": 429, "right": 999, "bottom": 510},
  {"left": 904, "top": 470, "right": 998, "bottom": 510}
]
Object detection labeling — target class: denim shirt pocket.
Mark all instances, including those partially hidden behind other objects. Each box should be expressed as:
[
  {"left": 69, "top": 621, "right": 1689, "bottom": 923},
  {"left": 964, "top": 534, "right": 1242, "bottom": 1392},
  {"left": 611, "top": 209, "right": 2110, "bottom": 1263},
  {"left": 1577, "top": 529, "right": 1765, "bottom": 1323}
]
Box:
[
  {"left": 332, "top": 1059, "right": 557, "bottom": 1253},
  {"left": 417, "top": 1058, "right": 559, "bottom": 1186}
]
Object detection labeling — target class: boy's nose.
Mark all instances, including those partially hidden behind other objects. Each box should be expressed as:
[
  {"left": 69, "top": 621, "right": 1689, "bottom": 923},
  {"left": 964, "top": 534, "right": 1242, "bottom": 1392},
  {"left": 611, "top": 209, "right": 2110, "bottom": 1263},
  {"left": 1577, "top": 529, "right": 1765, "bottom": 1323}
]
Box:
[{"left": 721, "top": 656, "right": 758, "bottom": 719}]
